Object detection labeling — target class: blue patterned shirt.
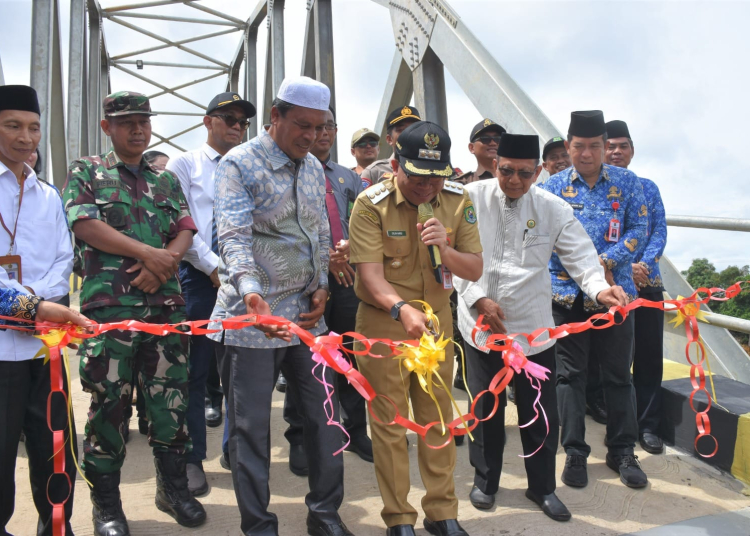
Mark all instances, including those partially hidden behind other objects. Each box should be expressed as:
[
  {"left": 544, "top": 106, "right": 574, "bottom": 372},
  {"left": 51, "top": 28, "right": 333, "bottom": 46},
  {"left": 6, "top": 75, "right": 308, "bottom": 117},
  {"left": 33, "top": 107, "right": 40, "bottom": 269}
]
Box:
[
  {"left": 540, "top": 164, "right": 648, "bottom": 310},
  {"left": 634, "top": 177, "right": 667, "bottom": 291},
  {"left": 0, "top": 288, "right": 40, "bottom": 325},
  {"left": 209, "top": 130, "right": 330, "bottom": 348}
]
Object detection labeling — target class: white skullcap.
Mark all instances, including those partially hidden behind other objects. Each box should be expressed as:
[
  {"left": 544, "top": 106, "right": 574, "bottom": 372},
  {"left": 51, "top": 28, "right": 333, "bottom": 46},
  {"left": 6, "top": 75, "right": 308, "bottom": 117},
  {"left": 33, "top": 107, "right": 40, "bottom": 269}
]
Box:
[{"left": 276, "top": 76, "right": 330, "bottom": 111}]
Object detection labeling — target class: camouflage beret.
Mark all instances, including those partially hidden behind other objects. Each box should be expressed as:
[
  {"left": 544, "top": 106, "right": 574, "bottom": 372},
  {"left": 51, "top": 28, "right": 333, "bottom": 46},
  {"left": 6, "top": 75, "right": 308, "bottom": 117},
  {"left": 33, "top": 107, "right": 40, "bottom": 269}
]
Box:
[{"left": 103, "top": 91, "right": 156, "bottom": 117}]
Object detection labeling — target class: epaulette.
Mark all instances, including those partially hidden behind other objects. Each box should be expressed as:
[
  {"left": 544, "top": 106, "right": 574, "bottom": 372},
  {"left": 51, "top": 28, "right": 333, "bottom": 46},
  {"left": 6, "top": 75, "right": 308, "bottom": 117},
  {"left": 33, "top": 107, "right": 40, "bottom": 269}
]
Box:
[
  {"left": 381, "top": 172, "right": 394, "bottom": 181},
  {"left": 443, "top": 180, "right": 464, "bottom": 194},
  {"left": 365, "top": 182, "right": 393, "bottom": 204}
]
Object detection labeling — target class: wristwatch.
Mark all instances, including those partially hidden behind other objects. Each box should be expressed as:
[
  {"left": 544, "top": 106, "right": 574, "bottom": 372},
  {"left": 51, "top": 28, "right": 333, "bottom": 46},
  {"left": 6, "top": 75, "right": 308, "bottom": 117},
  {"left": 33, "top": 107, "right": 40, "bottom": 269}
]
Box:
[{"left": 390, "top": 300, "right": 407, "bottom": 321}]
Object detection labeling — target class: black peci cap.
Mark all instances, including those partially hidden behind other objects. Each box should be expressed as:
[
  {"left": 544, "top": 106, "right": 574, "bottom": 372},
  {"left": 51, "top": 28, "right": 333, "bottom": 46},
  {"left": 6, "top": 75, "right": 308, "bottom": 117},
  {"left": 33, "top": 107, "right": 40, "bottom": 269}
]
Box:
[
  {"left": 606, "top": 120, "right": 631, "bottom": 140},
  {"left": 568, "top": 110, "right": 606, "bottom": 138},
  {"left": 395, "top": 121, "right": 453, "bottom": 178},
  {"left": 542, "top": 136, "right": 566, "bottom": 161},
  {"left": 497, "top": 133, "right": 540, "bottom": 160},
  {"left": 0, "top": 85, "right": 41, "bottom": 115},
  {"left": 386, "top": 105, "right": 421, "bottom": 128},
  {"left": 206, "top": 92, "right": 256, "bottom": 118},
  {"left": 470, "top": 118, "right": 506, "bottom": 142}
]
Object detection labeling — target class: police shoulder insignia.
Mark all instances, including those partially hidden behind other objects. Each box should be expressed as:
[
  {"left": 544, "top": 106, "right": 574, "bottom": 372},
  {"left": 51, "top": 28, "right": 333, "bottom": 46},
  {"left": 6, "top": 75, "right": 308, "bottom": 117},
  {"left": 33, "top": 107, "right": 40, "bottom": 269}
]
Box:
[
  {"left": 464, "top": 204, "right": 477, "bottom": 224},
  {"left": 368, "top": 183, "right": 392, "bottom": 204},
  {"left": 443, "top": 180, "right": 463, "bottom": 194}
]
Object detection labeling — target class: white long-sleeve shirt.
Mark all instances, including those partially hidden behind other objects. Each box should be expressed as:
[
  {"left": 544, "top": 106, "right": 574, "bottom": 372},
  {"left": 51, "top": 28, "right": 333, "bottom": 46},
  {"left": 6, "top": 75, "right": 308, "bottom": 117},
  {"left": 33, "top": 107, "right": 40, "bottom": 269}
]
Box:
[
  {"left": 454, "top": 181, "right": 610, "bottom": 356},
  {"left": 166, "top": 143, "right": 221, "bottom": 275},
  {"left": 0, "top": 162, "right": 73, "bottom": 361}
]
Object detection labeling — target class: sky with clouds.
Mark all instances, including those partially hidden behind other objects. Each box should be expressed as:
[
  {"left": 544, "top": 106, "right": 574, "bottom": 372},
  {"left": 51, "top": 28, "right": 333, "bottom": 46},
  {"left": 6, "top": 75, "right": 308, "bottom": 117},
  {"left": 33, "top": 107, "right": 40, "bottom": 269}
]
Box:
[{"left": 2, "top": 0, "right": 749, "bottom": 272}]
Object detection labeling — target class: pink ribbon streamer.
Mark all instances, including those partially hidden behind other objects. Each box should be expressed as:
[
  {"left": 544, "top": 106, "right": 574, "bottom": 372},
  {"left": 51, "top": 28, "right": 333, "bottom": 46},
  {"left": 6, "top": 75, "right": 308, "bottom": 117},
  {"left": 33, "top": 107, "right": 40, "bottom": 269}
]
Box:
[{"left": 311, "top": 332, "right": 350, "bottom": 456}]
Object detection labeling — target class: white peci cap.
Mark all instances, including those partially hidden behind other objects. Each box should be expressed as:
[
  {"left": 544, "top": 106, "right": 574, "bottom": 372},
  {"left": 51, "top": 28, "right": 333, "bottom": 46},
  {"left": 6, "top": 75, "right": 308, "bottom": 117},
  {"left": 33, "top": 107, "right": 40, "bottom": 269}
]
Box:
[{"left": 276, "top": 76, "right": 330, "bottom": 111}]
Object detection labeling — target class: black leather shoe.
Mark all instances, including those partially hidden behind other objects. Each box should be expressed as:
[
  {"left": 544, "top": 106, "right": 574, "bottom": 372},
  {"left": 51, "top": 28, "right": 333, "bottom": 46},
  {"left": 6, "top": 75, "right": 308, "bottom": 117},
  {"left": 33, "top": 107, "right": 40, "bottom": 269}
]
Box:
[
  {"left": 561, "top": 454, "right": 588, "bottom": 488},
  {"left": 586, "top": 400, "right": 607, "bottom": 425},
  {"left": 289, "top": 444, "right": 309, "bottom": 476},
  {"left": 205, "top": 405, "right": 222, "bottom": 428},
  {"left": 344, "top": 433, "right": 374, "bottom": 462},
  {"left": 606, "top": 452, "right": 648, "bottom": 488},
  {"left": 386, "top": 525, "right": 415, "bottom": 536},
  {"left": 469, "top": 485, "right": 494, "bottom": 510},
  {"left": 87, "top": 470, "right": 130, "bottom": 536},
  {"left": 154, "top": 453, "right": 207, "bottom": 527},
  {"left": 306, "top": 513, "right": 354, "bottom": 536},
  {"left": 525, "top": 489, "right": 571, "bottom": 522},
  {"left": 424, "top": 518, "right": 469, "bottom": 535},
  {"left": 639, "top": 432, "right": 664, "bottom": 454},
  {"left": 186, "top": 462, "right": 209, "bottom": 497},
  {"left": 454, "top": 434, "right": 464, "bottom": 446},
  {"left": 276, "top": 373, "right": 287, "bottom": 393},
  {"left": 219, "top": 452, "right": 230, "bottom": 471},
  {"left": 453, "top": 373, "right": 466, "bottom": 392}
]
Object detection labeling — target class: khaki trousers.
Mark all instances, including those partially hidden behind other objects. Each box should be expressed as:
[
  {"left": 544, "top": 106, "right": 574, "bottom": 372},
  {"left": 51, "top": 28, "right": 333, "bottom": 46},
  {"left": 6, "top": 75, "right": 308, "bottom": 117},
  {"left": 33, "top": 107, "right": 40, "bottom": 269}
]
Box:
[{"left": 356, "top": 333, "right": 458, "bottom": 527}]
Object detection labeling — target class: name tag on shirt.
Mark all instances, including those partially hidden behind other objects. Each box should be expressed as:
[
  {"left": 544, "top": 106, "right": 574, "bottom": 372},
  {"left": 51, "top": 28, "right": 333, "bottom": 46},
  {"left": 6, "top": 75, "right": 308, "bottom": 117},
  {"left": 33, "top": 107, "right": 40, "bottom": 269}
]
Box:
[
  {"left": 607, "top": 219, "right": 621, "bottom": 242},
  {"left": 441, "top": 265, "right": 453, "bottom": 290},
  {"left": 0, "top": 255, "right": 22, "bottom": 284},
  {"left": 569, "top": 203, "right": 584, "bottom": 210}
]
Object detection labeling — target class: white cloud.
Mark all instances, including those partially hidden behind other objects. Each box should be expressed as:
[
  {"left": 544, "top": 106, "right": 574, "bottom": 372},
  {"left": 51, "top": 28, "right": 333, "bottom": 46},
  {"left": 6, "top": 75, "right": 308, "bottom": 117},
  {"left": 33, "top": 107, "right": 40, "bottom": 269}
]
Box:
[{"left": 2, "top": 0, "right": 748, "bottom": 271}]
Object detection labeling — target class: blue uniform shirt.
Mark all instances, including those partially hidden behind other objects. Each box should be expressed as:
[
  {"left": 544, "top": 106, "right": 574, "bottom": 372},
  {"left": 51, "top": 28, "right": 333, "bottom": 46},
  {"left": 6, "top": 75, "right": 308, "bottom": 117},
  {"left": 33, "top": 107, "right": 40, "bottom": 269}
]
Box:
[
  {"left": 634, "top": 177, "right": 667, "bottom": 291},
  {"left": 541, "top": 164, "right": 648, "bottom": 310}
]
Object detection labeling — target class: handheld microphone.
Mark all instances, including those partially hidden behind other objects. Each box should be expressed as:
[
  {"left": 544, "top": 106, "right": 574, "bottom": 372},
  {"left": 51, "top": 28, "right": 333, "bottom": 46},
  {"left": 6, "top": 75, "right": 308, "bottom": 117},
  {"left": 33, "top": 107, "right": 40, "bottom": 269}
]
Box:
[{"left": 418, "top": 202, "right": 443, "bottom": 284}]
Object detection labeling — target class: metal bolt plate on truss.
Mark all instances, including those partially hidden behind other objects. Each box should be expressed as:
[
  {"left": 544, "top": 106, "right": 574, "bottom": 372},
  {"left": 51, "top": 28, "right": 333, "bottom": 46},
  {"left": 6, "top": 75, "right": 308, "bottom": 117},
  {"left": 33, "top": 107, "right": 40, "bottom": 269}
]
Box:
[{"left": 388, "top": 0, "right": 437, "bottom": 70}]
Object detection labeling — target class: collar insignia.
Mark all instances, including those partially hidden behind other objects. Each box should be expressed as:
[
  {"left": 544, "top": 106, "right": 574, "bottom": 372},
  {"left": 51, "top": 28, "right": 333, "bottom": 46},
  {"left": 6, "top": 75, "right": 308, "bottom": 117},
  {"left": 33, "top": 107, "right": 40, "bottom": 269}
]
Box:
[{"left": 562, "top": 185, "right": 577, "bottom": 198}]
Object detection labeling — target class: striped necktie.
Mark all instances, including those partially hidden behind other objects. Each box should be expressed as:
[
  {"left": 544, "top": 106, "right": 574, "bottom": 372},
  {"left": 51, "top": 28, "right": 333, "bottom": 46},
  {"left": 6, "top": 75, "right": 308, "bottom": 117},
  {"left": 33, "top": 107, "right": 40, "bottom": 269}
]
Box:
[{"left": 211, "top": 154, "right": 221, "bottom": 255}]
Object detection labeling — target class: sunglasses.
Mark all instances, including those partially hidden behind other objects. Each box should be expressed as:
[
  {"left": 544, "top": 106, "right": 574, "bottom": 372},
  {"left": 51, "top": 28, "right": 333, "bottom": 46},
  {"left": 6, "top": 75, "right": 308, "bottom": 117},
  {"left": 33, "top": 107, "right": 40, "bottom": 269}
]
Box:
[
  {"left": 498, "top": 167, "right": 535, "bottom": 180},
  {"left": 473, "top": 135, "right": 502, "bottom": 145},
  {"left": 353, "top": 140, "right": 379, "bottom": 148},
  {"left": 211, "top": 114, "right": 250, "bottom": 130}
]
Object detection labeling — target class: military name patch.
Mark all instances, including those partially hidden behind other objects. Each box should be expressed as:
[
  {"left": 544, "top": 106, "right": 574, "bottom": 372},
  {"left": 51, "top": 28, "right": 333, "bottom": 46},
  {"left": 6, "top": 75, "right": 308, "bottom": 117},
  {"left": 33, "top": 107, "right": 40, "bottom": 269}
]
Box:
[
  {"left": 92, "top": 178, "right": 124, "bottom": 190},
  {"left": 387, "top": 230, "right": 406, "bottom": 237},
  {"left": 464, "top": 205, "right": 477, "bottom": 224}
]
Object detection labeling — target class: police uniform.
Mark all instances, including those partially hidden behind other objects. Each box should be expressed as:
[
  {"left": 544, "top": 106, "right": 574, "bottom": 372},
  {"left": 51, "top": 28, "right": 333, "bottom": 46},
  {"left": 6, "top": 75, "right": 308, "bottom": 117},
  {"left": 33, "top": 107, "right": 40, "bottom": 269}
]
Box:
[
  {"left": 349, "top": 122, "right": 482, "bottom": 532},
  {"left": 63, "top": 92, "right": 205, "bottom": 533}
]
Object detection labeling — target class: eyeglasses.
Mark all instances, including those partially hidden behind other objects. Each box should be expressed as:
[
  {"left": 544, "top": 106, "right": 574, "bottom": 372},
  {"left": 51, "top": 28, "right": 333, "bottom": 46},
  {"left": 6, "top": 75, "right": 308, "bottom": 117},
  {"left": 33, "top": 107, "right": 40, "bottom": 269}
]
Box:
[
  {"left": 405, "top": 174, "right": 444, "bottom": 186},
  {"left": 353, "top": 140, "right": 379, "bottom": 148},
  {"left": 211, "top": 114, "right": 250, "bottom": 130},
  {"left": 324, "top": 123, "right": 337, "bottom": 132},
  {"left": 498, "top": 167, "right": 535, "bottom": 180},
  {"left": 473, "top": 135, "right": 502, "bottom": 145}
]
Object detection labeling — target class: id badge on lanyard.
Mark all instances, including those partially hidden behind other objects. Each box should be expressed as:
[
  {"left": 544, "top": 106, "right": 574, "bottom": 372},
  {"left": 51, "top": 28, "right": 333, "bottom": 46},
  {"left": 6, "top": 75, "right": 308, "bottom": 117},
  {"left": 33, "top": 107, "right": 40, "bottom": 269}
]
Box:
[
  {"left": 607, "top": 201, "right": 621, "bottom": 242},
  {"left": 1, "top": 179, "right": 25, "bottom": 282}
]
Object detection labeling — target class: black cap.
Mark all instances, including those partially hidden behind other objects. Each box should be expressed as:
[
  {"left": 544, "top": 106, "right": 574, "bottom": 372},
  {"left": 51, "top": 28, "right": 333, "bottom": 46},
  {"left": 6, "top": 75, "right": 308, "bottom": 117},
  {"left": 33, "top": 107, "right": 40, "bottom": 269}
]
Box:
[
  {"left": 0, "top": 85, "right": 41, "bottom": 115},
  {"left": 568, "top": 110, "right": 606, "bottom": 138},
  {"left": 395, "top": 121, "right": 453, "bottom": 178},
  {"left": 497, "top": 134, "right": 540, "bottom": 160},
  {"left": 606, "top": 120, "right": 631, "bottom": 140},
  {"left": 470, "top": 118, "right": 506, "bottom": 142},
  {"left": 542, "top": 136, "right": 566, "bottom": 161},
  {"left": 386, "top": 105, "right": 421, "bottom": 128},
  {"left": 206, "top": 92, "right": 256, "bottom": 118}
]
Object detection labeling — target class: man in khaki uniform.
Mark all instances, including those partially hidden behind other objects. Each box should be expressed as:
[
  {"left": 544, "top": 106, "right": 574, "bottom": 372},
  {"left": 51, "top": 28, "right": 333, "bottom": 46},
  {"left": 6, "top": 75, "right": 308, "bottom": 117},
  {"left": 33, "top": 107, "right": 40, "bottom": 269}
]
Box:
[
  {"left": 349, "top": 121, "right": 483, "bottom": 536},
  {"left": 360, "top": 106, "right": 421, "bottom": 188},
  {"left": 350, "top": 127, "right": 380, "bottom": 175},
  {"left": 454, "top": 119, "right": 506, "bottom": 185}
]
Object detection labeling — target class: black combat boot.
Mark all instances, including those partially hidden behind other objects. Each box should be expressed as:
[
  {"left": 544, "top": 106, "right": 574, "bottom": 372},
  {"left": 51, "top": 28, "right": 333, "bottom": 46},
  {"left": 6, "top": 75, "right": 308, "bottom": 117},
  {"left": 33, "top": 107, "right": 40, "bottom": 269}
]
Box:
[
  {"left": 86, "top": 470, "right": 130, "bottom": 536},
  {"left": 154, "top": 452, "right": 207, "bottom": 527}
]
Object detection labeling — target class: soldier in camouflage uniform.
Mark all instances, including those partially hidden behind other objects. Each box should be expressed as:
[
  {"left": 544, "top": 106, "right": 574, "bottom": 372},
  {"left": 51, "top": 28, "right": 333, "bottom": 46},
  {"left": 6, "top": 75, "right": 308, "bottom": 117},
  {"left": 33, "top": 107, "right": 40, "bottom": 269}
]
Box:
[{"left": 62, "top": 92, "right": 206, "bottom": 536}]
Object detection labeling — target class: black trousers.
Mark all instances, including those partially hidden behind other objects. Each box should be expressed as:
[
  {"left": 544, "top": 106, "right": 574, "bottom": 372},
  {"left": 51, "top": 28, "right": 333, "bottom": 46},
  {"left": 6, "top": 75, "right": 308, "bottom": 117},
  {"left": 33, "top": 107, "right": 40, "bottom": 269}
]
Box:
[
  {"left": 633, "top": 289, "right": 664, "bottom": 434},
  {"left": 219, "top": 343, "right": 344, "bottom": 536},
  {"left": 0, "top": 358, "right": 78, "bottom": 536},
  {"left": 465, "top": 343, "right": 558, "bottom": 496},
  {"left": 284, "top": 277, "right": 367, "bottom": 446},
  {"left": 553, "top": 293, "right": 638, "bottom": 456}
]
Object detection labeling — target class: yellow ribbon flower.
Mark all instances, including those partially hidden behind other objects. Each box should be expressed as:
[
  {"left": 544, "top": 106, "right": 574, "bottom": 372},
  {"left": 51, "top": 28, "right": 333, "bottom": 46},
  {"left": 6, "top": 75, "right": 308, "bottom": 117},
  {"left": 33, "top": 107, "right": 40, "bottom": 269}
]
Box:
[{"left": 668, "top": 295, "right": 710, "bottom": 329}]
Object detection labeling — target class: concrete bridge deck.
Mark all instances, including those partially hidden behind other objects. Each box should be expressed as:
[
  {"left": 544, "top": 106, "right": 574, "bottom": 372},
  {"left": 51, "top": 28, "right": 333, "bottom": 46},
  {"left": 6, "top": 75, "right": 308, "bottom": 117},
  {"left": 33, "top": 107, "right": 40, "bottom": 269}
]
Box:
[{"left": 9, "top": 350, "right": 750, "bottom": 536}]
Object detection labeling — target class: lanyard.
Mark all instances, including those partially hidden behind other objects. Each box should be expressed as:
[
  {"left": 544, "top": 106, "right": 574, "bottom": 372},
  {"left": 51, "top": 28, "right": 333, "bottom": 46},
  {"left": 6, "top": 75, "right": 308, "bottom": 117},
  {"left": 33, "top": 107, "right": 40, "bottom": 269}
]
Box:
[{"left": 0, "top": 177, "right": 26, "bottom": 255}]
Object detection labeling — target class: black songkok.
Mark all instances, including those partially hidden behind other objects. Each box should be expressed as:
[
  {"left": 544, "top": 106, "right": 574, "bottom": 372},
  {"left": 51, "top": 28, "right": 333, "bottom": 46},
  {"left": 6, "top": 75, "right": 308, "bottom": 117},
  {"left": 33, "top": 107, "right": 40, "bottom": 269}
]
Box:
[
  {"left": 0, "top": 85, "right": 41, "bottom": 115},
  {"left": 606, "top": 120, "right": 631, "bottom": 140},
  {"left": 497, "top": 133, "right": 540, "bottom": 160},
  {"left": 568, "top": 110, "right": 605, "bottom": 138}
]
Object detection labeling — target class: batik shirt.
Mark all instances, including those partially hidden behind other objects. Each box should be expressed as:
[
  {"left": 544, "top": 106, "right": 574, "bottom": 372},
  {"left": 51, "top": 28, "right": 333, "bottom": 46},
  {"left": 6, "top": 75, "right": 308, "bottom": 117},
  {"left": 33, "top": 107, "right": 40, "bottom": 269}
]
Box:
[
  {"left": 634, "top": 177, "right": 667, "bottom": 291},
  {"left": 209, "top": 129, "right": 330, "bottom": 349},
  {"left": 63, "top": 151, "right": 196, "bottom": 312},
  {"left": 0, "top": 288, "right": 40, "bottom": 325},
  {"left": 540, "top": 164, "right": 648, "bottom": 310}
]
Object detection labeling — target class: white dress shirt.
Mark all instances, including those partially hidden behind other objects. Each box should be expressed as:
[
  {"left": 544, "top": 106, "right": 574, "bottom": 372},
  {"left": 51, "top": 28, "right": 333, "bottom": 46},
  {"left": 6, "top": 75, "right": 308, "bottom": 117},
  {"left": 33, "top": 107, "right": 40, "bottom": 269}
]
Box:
[
  {"left": 454, "top": 181, "right": 610, "bottom": 356},
  {"left": 0, "top": 162, "right": 73, "bottom": 361},
  {"left": 166, "top": 143, "right": 221, "bottom": 275}
]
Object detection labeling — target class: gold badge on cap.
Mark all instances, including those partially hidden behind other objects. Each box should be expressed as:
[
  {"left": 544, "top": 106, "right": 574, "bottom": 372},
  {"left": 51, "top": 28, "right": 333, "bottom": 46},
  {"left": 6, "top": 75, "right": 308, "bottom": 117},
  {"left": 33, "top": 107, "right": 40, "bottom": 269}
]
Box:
[
  {"left": 484, "top": 119, "right": 493, "bottom": 127},
  {"left": 527, "top": 219, "right": 536, "bottom": 229},
  {"left": 424, "top": 133, "right": 439, "bottom": 149},
  {"left": 338, "top": 177, "right": 345, "bottom": 184},
  {"left": 402, "top": 106, "right": 412, "bottom": 116},
  {"left": 233, "top": 94, "right": 240, "bottom": 101}
]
